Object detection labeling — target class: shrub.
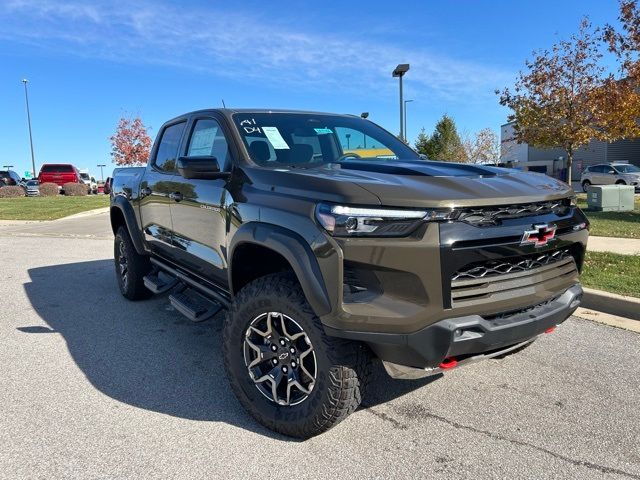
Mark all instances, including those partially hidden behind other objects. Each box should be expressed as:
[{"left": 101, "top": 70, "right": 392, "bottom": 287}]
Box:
[
  {"left": 39, "top": 182, "right": 60, "bottom": 197},
  {"left": 63, "top": 182, "right": 88, "bottom": 196},
  {"left": 0, "top": 185, "right": 26, "bottom": 198}
]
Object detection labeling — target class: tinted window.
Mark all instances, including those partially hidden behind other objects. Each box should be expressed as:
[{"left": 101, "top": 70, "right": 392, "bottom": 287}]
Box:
[
  {"left": 154, "top": 122, "right": 186, "bottom": 172},
  {"left": 614, "top": 164, "right": 640, "bottom": 173},
  {"left": 591, "top": 165, "right": 607, "bottom": 173},
  {"left": 186, "top": 119, "right": 231, "bottom": 170}
]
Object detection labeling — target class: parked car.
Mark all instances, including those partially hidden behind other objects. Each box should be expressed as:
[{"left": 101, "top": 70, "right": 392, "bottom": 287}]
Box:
[
  {"left": 103, "top": 177, "right": 112, "bottom": 195},
  {"left": 79, "top": 171, "right": 98, "bottom": 194},
  {"left": 0, "top": 169, "right": 22, "bottom": 186},
  {"left": 25, "top": 179, "right": 40, "bottom": 196},
  {"left": 580, "top": 163, "right": 640, "bottom": 192},
  {"left": 38, "top": 164, "right": 82, "bottom": 189},
  {"left": 110, "top": 108, "right": 588, "bottom": 438}
]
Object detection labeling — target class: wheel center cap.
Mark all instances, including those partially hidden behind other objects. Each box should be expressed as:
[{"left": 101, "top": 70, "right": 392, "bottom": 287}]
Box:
[{"left": 278, "top": 351, "right": 289, "bottom": 361}]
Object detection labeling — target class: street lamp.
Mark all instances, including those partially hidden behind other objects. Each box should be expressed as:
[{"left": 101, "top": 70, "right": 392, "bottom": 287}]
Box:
[
  {"left": 3, "top": 165, "right": 14, "bottom": 169},
  {"left": 392, "top": 64, "right": 410, "bottom": 141},
  {"left": 21, "top": 79, "right": 36, "bottom": 179},
  {"left": 403, "top": 99, "right": 414, "bottom": 142},
  {"left": 97, "top": 164, "right": 106, "bottom": 182},
  {"left": 345, "top": 133, "right": 351, "bottom": 150}
]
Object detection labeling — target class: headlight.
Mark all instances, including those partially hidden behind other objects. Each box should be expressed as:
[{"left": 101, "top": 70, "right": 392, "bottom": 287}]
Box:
[{"left": 315, "top": 203, "right": 455, "bottom": 237}]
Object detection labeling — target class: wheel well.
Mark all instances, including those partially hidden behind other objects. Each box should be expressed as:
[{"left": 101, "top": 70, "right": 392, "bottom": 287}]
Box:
[
  {"left": 231, "top": 243, "right": 295, "bottom": 294},
  {"left": 110, "top": 207, "right": 126, "bottom": 235},
  {"left": 615, "top": 179, "right": 626, "bottom": 184}
]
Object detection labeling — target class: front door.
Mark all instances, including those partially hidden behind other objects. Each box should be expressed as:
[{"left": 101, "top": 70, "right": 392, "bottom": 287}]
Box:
[
  {"left": 139, "top": 120, "right": 187, "bottom": 258},
  {"left": 169, "top": 116, "right": 233, "bottom": 287}
]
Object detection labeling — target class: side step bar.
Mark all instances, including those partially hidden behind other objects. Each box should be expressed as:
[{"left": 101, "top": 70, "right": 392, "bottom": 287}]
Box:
[
  {"left": 149, "top": 257, "right": 230, "bottom": 308},
  {"left": 169, "top": 288, "right": 222, "bottom": 323},
  {"left": 143, "top": 271, "right": 178, "bottom": 294}
]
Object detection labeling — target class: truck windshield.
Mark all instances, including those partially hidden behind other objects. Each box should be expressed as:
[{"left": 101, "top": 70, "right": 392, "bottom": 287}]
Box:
[{"left": 233, "top": 113, "right": 419, "bottom": 168}]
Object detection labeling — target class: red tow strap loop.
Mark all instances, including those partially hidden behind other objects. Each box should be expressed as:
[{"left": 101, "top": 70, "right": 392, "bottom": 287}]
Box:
[{"left": 439, "top": 358, "right": 458, "bottom": 369}]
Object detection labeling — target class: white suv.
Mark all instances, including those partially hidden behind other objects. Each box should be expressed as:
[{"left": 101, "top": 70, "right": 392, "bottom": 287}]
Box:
[{"left": 580, "top": 163, "right": 640, "bottom": 192}]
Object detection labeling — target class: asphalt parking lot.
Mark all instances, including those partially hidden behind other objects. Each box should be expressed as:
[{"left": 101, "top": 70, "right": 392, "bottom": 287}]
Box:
[{"left": 1, "top": 217, "right": 640, "bottom": 479}]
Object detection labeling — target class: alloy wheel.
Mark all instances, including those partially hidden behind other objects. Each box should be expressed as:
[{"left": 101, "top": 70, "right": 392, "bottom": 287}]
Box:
[
  {"left": 117, "top": 240, "right": 128, "bottom": 290},
  {"left": 243, "top": 312, "right": 317, "bottom": 406}
]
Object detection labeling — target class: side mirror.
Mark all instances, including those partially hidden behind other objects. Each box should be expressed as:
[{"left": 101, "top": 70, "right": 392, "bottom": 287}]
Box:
[
  {"left": 176, "top": 156, "right": 230, "bottom": 180},
  {"left": 608, "top": 169, "right": 616, "bottom": 174}
]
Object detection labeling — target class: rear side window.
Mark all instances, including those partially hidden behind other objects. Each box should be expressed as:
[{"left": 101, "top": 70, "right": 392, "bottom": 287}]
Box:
[
  {"left": 154, "top": 122, "right": 186, "bottom": 172},
  {"left": 186, "top": 119, "right": 231, "bottom": 171}
]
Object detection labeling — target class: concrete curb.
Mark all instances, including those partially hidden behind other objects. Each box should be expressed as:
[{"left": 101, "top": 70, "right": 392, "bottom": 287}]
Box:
[
  {"left": 582, "top": 287, "right": 640, "bottom": 321},
  {"left": 54, "top": 207, "right": 109, "bottom": 221}
]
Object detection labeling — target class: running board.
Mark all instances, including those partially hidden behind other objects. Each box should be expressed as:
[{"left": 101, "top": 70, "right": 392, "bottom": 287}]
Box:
[
  {"left": 169, "top": 288, "right": 222, "bottom": 323},
  {"left": 143, "top": 271, "right": 178, "bottom": 294}
]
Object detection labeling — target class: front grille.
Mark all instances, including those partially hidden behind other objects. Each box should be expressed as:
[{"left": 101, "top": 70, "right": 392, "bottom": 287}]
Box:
[
  {"left": 452, "top": 249, "right": 571, "bottom": 282},
  {"left": 450, "top": 249, "right": 578, "bottom": 309},
  {"left": 457, "top": 200, "right": 569, "bottom": 227}
]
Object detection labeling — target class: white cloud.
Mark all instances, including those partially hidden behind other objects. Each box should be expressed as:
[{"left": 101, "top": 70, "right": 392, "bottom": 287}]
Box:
[{"left": 0, "top": 0, "right": 511, "bottom": 101}]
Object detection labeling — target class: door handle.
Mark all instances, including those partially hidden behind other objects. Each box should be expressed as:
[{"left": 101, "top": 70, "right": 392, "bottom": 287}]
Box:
[
  {"left": 140, "top": 187, "right": 152, "bottom": 197},
  {"left": 169, "top": 191, "right": 183, "bottom": 202}
]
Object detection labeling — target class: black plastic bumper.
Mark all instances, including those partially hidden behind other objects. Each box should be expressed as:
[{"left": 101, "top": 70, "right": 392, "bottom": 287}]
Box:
[{"left": 325, "top": 284, "right": 583, "bottom": 372}]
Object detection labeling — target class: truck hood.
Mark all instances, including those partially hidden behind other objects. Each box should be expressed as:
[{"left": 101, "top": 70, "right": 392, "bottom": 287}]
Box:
[{"left": 244, "top": 160, "right": 573, "bottom": 208}]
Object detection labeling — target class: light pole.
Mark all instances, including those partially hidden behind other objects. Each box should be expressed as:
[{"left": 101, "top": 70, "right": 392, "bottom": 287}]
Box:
[
  {"left": 392, "top": 64, "right": 410, "bottom": 141},
  {"left": 3, "top": 165, "right": 14, "bottom": 169},
  {"left": 345, "top": 134, "right": 351, "bottom": 150},
  {"left": 403, "top": 99, "right": 414, "bottom": 143},
  {"left": 97, "top": 164, "right": 106, "bottom": 182},
  {"left": 22, "top": 79, "right": 36, "bottom": 179}
]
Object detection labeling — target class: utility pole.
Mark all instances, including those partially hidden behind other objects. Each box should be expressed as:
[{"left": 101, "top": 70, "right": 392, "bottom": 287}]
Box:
[
  {"left": 404, "top": 99, "right": 414, "bottom": 143},
  {"left": 22, "top": 79, "right": 36, "bottom": 179},
  {"left": 97, "top": 164, "right": 106, "bottom": 182},
  {"left": 392, "top": 64, "right": 410, "bottom": 141}
]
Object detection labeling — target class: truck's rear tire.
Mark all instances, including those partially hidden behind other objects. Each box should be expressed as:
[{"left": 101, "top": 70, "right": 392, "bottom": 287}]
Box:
[
  {"left": 114, "top": 226, "right": 152, "bottom": 300},
  {"left": 223, "top": 273, "right": 370, "bottom": 439}
]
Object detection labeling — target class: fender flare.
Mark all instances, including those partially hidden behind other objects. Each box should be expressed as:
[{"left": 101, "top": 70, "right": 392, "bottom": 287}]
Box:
[
  {"left": 110, "top": 195, "right": 146, "bottom": 255},
  {"left": 229, "top": 222, "right": 331, "bottom": 317}
]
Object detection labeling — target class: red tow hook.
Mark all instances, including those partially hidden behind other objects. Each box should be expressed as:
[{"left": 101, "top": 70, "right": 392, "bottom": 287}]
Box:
[
  {"left": 545, "top": 326, "right": 556, "bottom": 334},
  {"left": 439, "top": 358, "right": 458, "bottom": 370}
]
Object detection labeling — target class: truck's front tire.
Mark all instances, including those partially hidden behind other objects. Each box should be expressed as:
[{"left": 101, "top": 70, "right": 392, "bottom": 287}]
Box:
[
  {"left": 223, "top": 273, "right": 370, "bottom": 439},
  {"left": 114, "top": 226, "right": 152, "bottom": 301}
]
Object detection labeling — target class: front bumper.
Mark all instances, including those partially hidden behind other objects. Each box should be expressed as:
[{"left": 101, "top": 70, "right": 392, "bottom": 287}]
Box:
[{"left": 327, "top": 283, "right": 582, "bottom": 378}]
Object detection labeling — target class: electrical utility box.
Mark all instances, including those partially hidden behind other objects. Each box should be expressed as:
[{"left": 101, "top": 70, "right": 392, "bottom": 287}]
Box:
[{"left": 586, "top": 185, "right": 635, "bottom": 211}]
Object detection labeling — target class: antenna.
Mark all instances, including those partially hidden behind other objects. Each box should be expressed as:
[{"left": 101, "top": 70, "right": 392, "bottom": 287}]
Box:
[{"left": 221, "top": 99, "right": 227, "bottom": 108}]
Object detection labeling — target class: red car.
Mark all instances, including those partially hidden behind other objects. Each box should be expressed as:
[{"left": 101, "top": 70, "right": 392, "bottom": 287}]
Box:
[{"left": 38, "top": 164, "right": 82, "bottom": 188}]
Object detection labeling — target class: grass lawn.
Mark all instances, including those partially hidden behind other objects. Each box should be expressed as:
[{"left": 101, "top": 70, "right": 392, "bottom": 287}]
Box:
[
  {"left": 582, "top": 251, "right": 640, "bottom": 298},
  {"left": 576, "top": 194, "right": 640, "bottom": 239},
  {"left": 0, "top": 195, "right": 109, "bottom": 221}
]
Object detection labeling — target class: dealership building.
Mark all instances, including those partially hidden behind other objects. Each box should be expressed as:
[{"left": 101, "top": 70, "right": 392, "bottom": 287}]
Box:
[{"left": 500, "top": 122, "right": 640, "bottom": 181}]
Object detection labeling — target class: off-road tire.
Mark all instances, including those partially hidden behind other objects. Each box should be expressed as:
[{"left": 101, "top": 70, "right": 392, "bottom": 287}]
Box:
[
  {"left": 223, "top": 273, "right": 371, "bottom": 439},
  {"left": 582, "top": 180, "right": 591, "bottom": 192},
  {"left": 114, "top": 226, "right": 152, "bottom": 300}
]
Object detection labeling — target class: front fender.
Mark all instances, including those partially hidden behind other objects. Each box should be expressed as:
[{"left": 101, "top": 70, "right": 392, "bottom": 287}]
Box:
[{"left": 229, "top": 222, "right": 331, "bottom": 317}]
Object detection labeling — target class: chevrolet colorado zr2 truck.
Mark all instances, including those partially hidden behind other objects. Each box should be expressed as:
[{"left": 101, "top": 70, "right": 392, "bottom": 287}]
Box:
[{"left": 110, "top": 109, "right": 588, "bottom": 438}]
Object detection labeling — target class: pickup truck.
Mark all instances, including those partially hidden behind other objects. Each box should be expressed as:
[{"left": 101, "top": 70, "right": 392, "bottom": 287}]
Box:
[{"left": 110, "top": 108, "right": 589, "bottom": 438}]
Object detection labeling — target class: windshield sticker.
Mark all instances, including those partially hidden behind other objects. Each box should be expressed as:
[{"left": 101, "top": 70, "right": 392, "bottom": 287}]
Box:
[
  {"left": 314, "top": 127, "right": 333, "bottom": 135},
  {"left": 189, "top": 126, "right": 217, "bottom": 156},
  {"left": 262, "top": 126, "right": 290, "bottom": 149}
]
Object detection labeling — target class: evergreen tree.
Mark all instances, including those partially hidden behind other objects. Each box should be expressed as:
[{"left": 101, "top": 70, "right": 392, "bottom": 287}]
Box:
[{"left": 416, "top": 115, "right": 466, "bottom": 162}]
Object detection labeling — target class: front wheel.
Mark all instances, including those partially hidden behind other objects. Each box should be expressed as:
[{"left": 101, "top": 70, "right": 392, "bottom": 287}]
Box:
[
  {"left": 223, "top": 273, "right": 370, "bottom": 438},
  {"left": 114, "top": 226, "right": 152, "bottom": 300},
  {"left": 582, "top": 180, "right": 591, "bottom": 192}
]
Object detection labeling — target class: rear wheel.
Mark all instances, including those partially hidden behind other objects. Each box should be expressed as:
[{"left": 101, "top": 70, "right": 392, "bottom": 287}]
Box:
[
  {"left": 582, "top": 180, "right": 591, "bottom": 192},
  {"left": 114, "top": 226, "right": 152, "bottom": 300},
  {"left": 616, "top": 180, "right": 626, "bottom": 185},
  {"left": 223, "top": 273, "right": 370, "bottom": 438}
]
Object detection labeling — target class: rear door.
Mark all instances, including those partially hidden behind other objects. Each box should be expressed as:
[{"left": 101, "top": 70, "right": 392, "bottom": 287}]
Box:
[
  {"left": 168, "top": 115, "right": 233, "bottom": 286},
  {"left": 139, "top": 120, "right": 187, "bottom": 258}
]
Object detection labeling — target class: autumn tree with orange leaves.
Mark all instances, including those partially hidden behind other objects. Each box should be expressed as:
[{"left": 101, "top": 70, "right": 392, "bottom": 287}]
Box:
[
  {"left": 109, "top": 116, "right": 152, "bottom": 166},
  {"left": 498, "top": 8, "right": 640, "bottom": 183}
]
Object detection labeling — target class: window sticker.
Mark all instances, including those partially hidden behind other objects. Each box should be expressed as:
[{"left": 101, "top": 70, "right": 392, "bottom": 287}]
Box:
[
  {"left": 262, "top": 126, "right": 290, "bottom": 149},
  {"left": 314, "top": 127, "right": 333, "bottom": 135},
  {"left": 189, "top": 126, "right": 218, "bottom": 156}
]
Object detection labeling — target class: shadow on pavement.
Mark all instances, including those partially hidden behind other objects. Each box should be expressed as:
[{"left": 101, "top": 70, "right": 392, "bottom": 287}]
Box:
[{"left": 24, "top": 259, "right": 435, "bottom": 438}]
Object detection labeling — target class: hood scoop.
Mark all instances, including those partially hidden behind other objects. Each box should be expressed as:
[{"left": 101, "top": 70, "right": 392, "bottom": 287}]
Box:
[{"left": 338, "top": 159, "right": 502, "bottom": 177}]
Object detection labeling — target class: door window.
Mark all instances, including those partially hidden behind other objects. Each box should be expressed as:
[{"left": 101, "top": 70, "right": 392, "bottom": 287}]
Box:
[
  {"left": 154, "top": 122, "right": 186, "bottom": 172},
  {"left": 186, "top": 119, "right": 231, "bottom": 171}
]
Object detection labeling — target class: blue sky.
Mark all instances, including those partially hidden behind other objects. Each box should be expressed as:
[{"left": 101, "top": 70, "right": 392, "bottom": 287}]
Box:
[{"left": 0, "top": 0, "right": 622, "bottom": 178}]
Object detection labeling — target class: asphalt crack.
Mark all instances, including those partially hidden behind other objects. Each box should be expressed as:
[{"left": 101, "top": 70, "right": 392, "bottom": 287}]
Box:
[{"left": 416, "top": 408, "right": 640, "bottom": 479}]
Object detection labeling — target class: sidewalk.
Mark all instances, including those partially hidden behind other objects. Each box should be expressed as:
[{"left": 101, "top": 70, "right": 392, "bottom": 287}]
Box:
[{"left": 587, "top": 235, "right": 640, "bottom": 255}]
